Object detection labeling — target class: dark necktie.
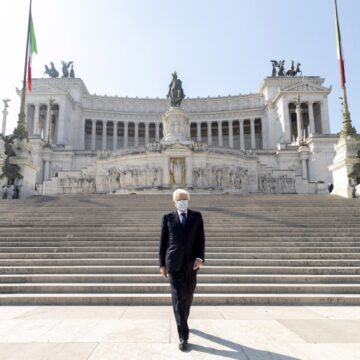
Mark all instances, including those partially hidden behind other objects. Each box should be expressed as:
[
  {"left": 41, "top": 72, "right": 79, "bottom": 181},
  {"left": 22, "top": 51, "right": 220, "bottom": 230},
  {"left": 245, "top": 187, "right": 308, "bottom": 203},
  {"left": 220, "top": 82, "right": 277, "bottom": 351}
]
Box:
[{"left": 180, "top": 212, "right": 187, "bottom": 226}]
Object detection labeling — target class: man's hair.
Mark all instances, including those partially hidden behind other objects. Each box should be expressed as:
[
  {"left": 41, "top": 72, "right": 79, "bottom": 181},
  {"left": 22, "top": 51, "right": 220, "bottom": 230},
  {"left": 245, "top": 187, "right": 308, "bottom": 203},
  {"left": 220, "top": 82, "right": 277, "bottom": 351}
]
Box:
[{"left": 172, "top": 188, "right": 190, "bottom": 201}]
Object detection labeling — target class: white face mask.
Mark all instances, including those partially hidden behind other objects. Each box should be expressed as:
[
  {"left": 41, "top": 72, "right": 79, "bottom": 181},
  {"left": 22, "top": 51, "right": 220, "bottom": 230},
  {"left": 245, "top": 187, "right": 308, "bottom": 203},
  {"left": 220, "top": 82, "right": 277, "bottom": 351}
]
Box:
[{"left": 176, "top": 200, "right": 188, "bottom": 211}]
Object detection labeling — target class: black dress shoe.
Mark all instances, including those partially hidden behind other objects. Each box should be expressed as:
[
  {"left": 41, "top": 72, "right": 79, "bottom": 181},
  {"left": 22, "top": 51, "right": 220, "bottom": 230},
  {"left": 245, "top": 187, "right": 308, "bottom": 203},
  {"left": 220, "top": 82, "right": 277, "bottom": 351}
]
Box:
[{"left": 178, "top": 339, "right": 188, "bottom": 351}]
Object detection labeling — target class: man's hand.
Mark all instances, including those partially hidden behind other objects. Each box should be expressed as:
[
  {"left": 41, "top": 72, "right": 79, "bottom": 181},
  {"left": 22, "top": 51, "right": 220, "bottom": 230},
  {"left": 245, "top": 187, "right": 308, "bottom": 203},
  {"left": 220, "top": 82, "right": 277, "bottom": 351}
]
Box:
[
  {"left": 193, "top": 259, "right": 203, "bottom": 270},
  {"left": 160, "top": 266, "right": 168, "bottom": 278}
]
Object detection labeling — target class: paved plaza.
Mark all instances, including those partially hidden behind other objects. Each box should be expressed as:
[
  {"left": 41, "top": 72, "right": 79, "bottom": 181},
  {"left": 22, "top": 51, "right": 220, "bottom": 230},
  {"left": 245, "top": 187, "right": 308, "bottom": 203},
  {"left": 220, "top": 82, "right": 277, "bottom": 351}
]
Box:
[{"left": 0, "top": 305, "right": 359, "bottom": 359}]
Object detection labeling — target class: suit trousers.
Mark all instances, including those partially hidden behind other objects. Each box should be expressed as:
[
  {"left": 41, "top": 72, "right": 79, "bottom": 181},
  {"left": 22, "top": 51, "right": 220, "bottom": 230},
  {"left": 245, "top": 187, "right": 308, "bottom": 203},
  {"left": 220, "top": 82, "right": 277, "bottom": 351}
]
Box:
[{"left": 168, "top": 263, "right": 197, "bottom": 341}]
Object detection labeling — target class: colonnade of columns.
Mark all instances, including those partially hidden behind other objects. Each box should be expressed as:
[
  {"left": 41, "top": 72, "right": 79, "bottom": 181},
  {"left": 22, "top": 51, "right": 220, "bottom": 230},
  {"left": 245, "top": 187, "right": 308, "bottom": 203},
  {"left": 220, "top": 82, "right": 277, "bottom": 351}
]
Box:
[
  {"left": 287, "top": 101, "right": 324, "bottom": 143},
  {"left": 27, "top": 103, "right": 60, "bottom": 144},
  {"left": 85, "top": 120, "right": 161, "bottom": 151},
  {"left": 85, "top": 118, "right": 263, "bottom": 151}
]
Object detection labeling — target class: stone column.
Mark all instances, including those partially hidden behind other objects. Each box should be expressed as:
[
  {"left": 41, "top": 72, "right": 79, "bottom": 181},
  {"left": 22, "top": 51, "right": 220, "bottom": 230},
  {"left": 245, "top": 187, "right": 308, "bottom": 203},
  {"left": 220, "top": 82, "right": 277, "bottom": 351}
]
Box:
[
  {"left": 197, "top": 122, "right": 201, "bottom": 141},
  {"left": 155, "top": 122, "right": 160, "bottom": 142},
  {"left": 102, "top": 120, "right": 107, "bottom": 150},
  {"left": 218, "top": 121, "right": 223, "bottom": 147},
  {"left": 283, "top": 100, "right": 291, "bottom": 143},
  {"left": 134, "top": 122, "right": 139, "bottom": 147},
  {"left": 113, "top": 121, "right": 118, "bottom": 151},
  {"left": 56, "top": 102, "right": 65, "bottom": 144},
  {"left": 296, "top": 104, "right": 302, "bottom": 143},
  {"left": 33, "top": 103, "right": 40, "bottom": 135},
  {"left": 124, "top": 122, "right": 128, "bottom": 148},
  {"left": 145, "top": 123, "right": 149, "bottom": 144},
  {"left": 91, "top": 120, "right": 96, "bottom": 150},
  {"left": 207, "top": 121, "right": 212, "bottom": 145},
  {"left": 229, "top": 120, "right": 234, "bottom": 148},
  {"left": 321, "top": 99, "right": 330, "bottom": 134},
  {"left": 44, "top": 105, "right": 50, "bottom": 142},
  {"left": 240, "top": 120, "right": 245, "bottom": 150},
  {"left": 250, "top": 118, "right": 256, "bottom": 149},
  {"left": 308, "top": 102, "right": 315, "bottom": 135}
]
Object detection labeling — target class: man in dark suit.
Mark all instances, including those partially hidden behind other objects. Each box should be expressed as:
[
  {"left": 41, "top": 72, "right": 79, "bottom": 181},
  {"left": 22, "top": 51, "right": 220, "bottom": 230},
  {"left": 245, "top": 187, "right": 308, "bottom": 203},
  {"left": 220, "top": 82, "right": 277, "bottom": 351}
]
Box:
[{"left": 159, "top": 188, "right": 205, "bottom": 351}]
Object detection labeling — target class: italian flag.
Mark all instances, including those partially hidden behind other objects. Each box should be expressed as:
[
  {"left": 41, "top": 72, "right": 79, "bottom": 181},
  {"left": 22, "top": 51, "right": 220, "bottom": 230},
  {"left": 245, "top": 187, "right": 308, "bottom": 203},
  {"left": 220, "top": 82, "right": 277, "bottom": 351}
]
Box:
[
  {"left": 335, "top": 0, "right": 346, "bottom": 88},
  {"left": 27, "top": 12, "right": 38, "bottom": 91}
]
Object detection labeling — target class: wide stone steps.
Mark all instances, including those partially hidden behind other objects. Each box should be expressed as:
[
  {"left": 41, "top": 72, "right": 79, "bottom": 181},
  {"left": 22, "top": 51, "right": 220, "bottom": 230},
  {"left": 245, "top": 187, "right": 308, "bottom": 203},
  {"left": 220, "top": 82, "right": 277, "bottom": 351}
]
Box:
[
  {"left": 0, "top": 293, "right": 359, "bottom": 306},
  {"left": 0, "top": 194, "right": 359, "bottom": 305},
  {"left": 2, "top": 283, "right": 360, "bottom": 294},
  {"left": 1, "top": 265, "right": 360, "bottom": 275},
  {"left": 1, "top": 274, "right": 360, "bottom": 284}
]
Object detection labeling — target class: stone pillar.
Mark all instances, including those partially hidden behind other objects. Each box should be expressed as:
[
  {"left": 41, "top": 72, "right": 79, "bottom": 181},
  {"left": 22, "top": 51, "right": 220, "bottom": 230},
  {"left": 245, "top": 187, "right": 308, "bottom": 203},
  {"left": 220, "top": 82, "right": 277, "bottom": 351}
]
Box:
[
  {"left": 33, "top": 103, "right": 40, "bottom": 135},
  {"left": 197, "top": 122, "right": 201, "bottom": 141},
  {"left": 218, "top": 121, "right": 223, "bottom": 147},
  {"left": 229, "top": 120, "right": 234, "bottom": 148},
  {"left": 134, "top": 122, "right": 139, "bottom": 147},
  {"left": 250, "top": 118, "right": 256, "bottom": 149},
  {"left": 56, "top": 102, "right": 65, "bottom": 144},
  {"left": 91, "top": 120, "right": 96, "bottom": 151},
  {"left": 155, "top": 122, "right": 160, "bottom": 142},
  {"left": 113, "top": 121, "right": 117, "bottom": 151},
  {"left": 240, "top": 120, "right": 245, "bottom": 150},
  {"left": 283, "top": 100, "right": 291, "bottom": 143},
  {"left": 102, "top": 120, "right": 107, "bottom": 150},
  {"left": 301, "top": 159, "right": 308, "bottom": 179},
  {"left": 321, "top": 99, "right": 330, "bottom": 134},
  {"left": 1, "top": 106, "right": 8, "bottom": 135},
  {"left": 296, "top": 104, "right": 302, "bottom": 144},
  {"left": 124, "top": 122, "right": 128, "bottom": 148},
  {"left": 44, "top": 160, "right": 50, "bottom": 181},
  {"left": 145, "top": 123, "right": 149, "bottom": 144},
  {"left": 207, "top": 121, "right": 212, "bottom": 145},
  {"left": 308, "top": 102, "right": 315, "bottom": 135}
]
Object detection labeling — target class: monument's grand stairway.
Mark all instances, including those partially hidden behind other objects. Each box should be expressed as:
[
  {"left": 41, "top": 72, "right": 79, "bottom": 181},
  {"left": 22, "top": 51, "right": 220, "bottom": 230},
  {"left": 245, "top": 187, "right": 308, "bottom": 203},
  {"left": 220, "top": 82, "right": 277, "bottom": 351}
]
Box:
[{"left": 0, "top": 194, "right": 359, "bottom": 305}]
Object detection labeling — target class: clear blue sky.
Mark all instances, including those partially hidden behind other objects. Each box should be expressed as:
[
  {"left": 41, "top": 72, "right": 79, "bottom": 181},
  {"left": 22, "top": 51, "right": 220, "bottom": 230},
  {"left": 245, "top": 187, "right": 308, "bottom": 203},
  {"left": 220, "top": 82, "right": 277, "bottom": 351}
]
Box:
[{"left": 1, "top": 0, "right": 359, "bottom": 135}]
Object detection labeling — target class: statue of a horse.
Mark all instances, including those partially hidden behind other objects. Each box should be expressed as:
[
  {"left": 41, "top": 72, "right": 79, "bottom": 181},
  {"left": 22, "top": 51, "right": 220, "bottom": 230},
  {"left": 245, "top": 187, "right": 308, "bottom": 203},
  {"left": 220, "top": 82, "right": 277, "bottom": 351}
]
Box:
[
  {"left": 286, "top": 62, "right": 302, "bottom": 76},
  {"left": 44, "top": 62, "right": 59, "bottom": 78},
  {"left": 167, "top": 72, "right": 185, "bottom": 107},
  {"left": 61, "top": 61, "right": 73, "bottom": 78}
]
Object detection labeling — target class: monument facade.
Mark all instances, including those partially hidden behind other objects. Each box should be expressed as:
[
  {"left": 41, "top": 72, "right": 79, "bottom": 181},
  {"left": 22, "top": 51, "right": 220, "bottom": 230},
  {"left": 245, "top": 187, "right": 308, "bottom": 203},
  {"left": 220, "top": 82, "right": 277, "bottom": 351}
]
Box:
[{"left": 0, "top": 71, "right": 340, "bottom": 196}]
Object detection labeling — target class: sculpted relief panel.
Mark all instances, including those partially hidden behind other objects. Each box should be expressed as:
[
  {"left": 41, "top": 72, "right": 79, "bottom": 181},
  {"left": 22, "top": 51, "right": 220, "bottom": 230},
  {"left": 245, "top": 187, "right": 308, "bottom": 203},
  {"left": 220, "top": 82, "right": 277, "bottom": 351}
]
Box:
[
  {"left": 258, "top": 173, "right": 296, "bottom": 194},
  {"left": 59, "top": 175, "right": 96, "bottom": 194},
  {"left": 98, "top": 166, "right": 162, "bottom": 193},
  {"left": 193, "top": 165, "right": 253, "bottom": 192}
]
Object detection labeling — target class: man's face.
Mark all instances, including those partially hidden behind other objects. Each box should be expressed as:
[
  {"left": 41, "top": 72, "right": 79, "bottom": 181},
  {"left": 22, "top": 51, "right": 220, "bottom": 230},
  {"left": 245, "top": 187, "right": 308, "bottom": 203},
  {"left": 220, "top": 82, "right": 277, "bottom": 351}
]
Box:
[{"left": 174, "top": 192, "right": 189, "bottom": 207}]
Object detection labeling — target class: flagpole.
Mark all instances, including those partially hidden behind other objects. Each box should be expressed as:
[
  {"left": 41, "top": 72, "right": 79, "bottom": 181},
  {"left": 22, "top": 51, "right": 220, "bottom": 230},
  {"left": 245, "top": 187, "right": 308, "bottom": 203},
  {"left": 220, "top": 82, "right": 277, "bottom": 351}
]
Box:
[
  {"left": 334, "top": 0, "right": 356, "bottom": 137},
  {"left": 15, "top": 0, "right": 32, "bottom": 140}
]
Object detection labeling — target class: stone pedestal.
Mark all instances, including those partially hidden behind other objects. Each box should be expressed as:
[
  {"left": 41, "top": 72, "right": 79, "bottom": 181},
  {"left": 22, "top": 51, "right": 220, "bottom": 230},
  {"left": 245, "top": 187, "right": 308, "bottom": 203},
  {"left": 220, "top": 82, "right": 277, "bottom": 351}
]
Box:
[
  {"left": 9, "top": 139, "right": 39, "bottom": 198},
  {"left": 161, "top": 107, "right": 192, "bottom": 146},
  {"left": 328, "top": 135, "right": 360, "bottom": 199}
]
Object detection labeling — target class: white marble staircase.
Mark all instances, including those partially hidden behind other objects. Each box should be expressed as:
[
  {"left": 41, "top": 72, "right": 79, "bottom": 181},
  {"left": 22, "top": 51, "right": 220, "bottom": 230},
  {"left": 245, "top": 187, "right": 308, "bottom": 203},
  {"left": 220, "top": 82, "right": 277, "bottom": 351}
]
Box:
[{"left": 0, "top": 194, "right": 359, "bottom": 305}]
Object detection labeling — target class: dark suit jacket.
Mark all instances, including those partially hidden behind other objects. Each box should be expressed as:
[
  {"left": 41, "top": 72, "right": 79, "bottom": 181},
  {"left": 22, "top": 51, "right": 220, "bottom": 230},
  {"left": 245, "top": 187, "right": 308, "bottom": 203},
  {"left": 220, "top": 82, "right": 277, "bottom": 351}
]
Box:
[{"left": 159, "top": 209, "right": 205, "bottom": 273}]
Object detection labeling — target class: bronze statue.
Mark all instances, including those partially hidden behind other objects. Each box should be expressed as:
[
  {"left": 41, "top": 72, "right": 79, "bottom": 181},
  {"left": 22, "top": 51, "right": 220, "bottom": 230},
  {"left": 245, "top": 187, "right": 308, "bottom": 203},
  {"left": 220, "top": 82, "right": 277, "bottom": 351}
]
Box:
[
  {"left": 61, "top": 61, "right": 73, "bottom": 78},
  {"left": 271, "top": 60, "right": 302, "bottom": 77},
  {"left": 167, "top": 72, "right": 185, "bottom": 107},
  {"left": 44, "top": 62, "right": 59, "bottom": 78},
  {"left": 70, "top": 64, "right": 75, "bottom": 78}
]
